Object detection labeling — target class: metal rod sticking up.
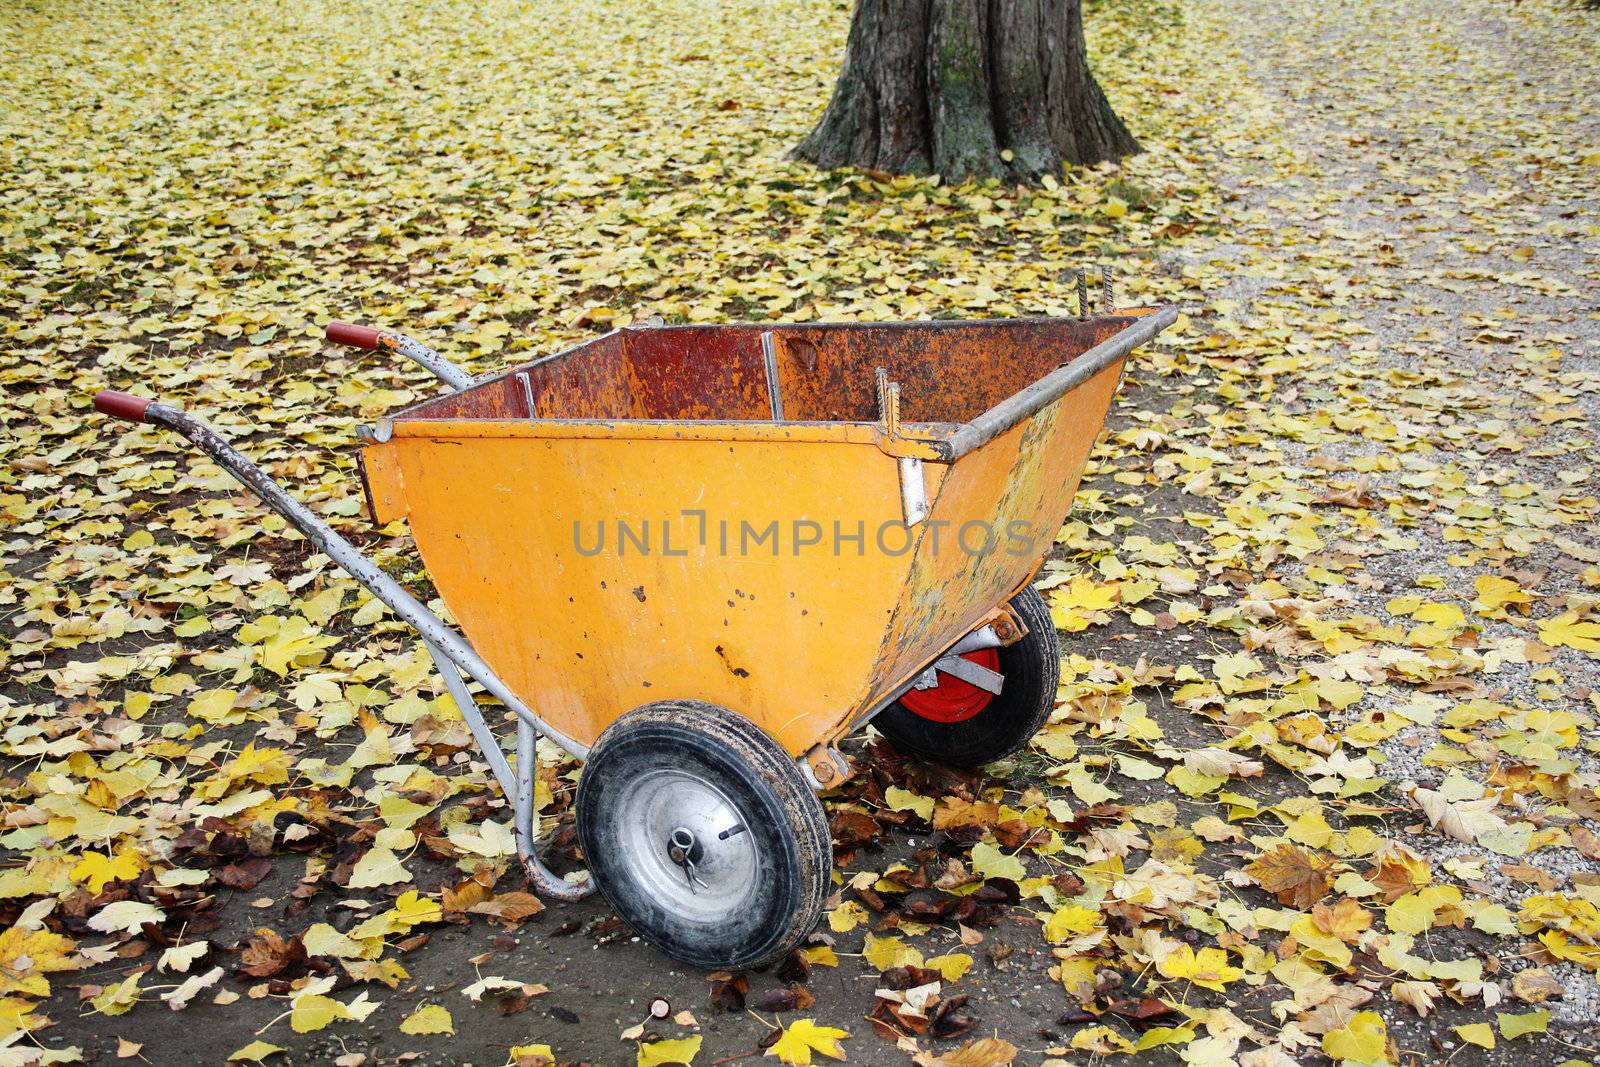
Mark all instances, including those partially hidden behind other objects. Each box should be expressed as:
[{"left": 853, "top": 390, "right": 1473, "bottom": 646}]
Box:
[
  {"left": 1076, "top": 270, "right": 1090, "bottom": 319},
  {"left": 760, "top": 331, "right": 784, "bottom": 421},
  {"left": 874, "top": 366, "right": 927, "bottom": 527},
  {"left": 874, "top": 366, "right": 899, "bottom": 438},
  {"left": 516, "top": 371, "right": 536, "bottom": 418}
]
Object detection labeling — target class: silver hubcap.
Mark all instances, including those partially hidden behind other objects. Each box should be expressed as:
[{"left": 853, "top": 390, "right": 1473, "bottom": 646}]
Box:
[{"left": 614, "top": 768, "right": 761, "bottom": 923}]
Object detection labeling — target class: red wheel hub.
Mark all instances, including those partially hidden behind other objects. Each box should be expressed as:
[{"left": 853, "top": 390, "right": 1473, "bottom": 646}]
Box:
[{"left": 899, "top": 648, "right": 1001, "bottom": 723}]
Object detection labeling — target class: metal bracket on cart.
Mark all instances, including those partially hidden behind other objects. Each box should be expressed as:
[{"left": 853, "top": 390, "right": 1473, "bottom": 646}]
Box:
[
  {"left": 799, "top": 744, "right": 852, "bottom": 791},
  {"left": 907, "top": 600, "right": 1028, "bottom": 695},
  {"left": 871, "top": 367, "right": 949, "bottom": 527},
  {"left": 844, "top": 598, "right": 1033, "bottom": 737}
]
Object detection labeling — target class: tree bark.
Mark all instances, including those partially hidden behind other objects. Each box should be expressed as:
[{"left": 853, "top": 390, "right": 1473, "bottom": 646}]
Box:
[{"left": 794, "top": 0, "right": 1139, "bottom": 183}]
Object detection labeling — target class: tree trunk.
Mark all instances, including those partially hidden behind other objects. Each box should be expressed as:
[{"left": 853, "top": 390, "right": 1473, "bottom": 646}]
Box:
[{"left": 794, "top": 0, "right": 1139, "bottom": 183}]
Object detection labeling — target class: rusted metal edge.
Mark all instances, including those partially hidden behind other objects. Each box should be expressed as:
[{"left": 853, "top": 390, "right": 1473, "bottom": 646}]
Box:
[
  {"left": 376, "top": 416, "right": 960, "bottom": 453},
  {"left": 379, "top": 325, "right": 631, "bottom": 422},
  {"left": 371, "top": 312, "right": 1174, "bottom": 457},
  {"left": 621, "top": 314, "right": 1159, "bottom": 339},
  {"left": 382, "top": 313, "right": 1163, "bottom": 421},
  {"left": 942, "top": 305, "right": 1179, "bottom": 461}
]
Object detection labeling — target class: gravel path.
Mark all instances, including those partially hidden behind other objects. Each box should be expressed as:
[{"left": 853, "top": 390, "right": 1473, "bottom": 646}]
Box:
[{"left": 1124, "top": 0, "right": 1600, "bottom": 1052}]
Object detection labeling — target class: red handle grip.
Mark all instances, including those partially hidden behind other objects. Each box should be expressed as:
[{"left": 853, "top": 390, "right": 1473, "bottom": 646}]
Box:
[
  {"left": 94, "top": 390, "right": 155, "bottom": 423},
  {"left": 326, "top": 321, "right": 384, "bottom": 350}
]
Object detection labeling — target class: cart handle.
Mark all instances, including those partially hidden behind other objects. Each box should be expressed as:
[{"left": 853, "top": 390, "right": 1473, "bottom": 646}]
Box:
[
  {"left": 91, "top": 388, "right": 593, "bottom": 899},
  {"left": 324, "top": 321, "right": 476, "bottom": 392},
  {"left": 89, "top": 389, "right": 586, "bottom": 762},
  {"left": 94, "top": 390, "right": 155, "bottom": 423},
  {"left": 326, "top": 321, "right": 384, "bottom": 350}
]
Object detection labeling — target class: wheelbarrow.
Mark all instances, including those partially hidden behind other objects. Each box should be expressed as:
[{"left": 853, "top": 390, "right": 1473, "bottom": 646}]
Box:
[{"left": 93, "top": 291, "right": 1176, "bottom": 969}]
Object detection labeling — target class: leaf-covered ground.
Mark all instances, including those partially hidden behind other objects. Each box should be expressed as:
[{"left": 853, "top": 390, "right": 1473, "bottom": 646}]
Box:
[{"left": 3, "top": 0, "right": 1599, "bottom": 1064}]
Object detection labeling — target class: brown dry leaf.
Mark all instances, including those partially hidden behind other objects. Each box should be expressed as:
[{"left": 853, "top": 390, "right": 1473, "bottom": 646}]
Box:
[
  {"left": 933, "top": 799, "right": 1002, "bottom": 830},
  {"left": 236, "top": 928, "right": 305, "bottom": 979},
  {"left": 916, "top": 1037, "right": 1017, "bottom": 1067},
  {"left": 1311, "top": 898, "right": 1371, "bottom": 943},
  {"left": 830, "top": 811, "right": 883, "bottom": 848},
  {"left": 1392, "top": 981, "right": 1440, "bottom": 1018},
  {"left": 469, "top": 892, "right": 545, "bottom": 925},
  {"left": 708, "top": 971, "right": 749, "bottom": 1012},
  {"left": 1182, "top": 748, "right": 1264, "bottom": 778},
  {"left": 442, "top": 876, "right": 494, "bottom": 913},
  {"left": 1295, "top": 985, "right": 1373, "bottom": 1035},
  {"left": 1246, "top": 844, "right": 1331, "bottom": 909},
  {"left": 1366, "top": 848, "right": 1432, "bottom": 904},
  {"left": 1406, "top": 784, "right": 1506, "bottom": 844},
  {"left": 1511, "top": 969, "right": 1564, "bottom": 1004},
  {"left": 1571, "top": 826, "right": 1600, "bottom": 861}
]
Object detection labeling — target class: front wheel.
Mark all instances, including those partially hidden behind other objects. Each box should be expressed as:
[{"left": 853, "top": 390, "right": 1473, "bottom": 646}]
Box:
[
  {"left": 576, "top": 700, "right": 830, "bottom": 969},
  {"left": 873, "top": 585, "right": 1060, "bottom": 768}
]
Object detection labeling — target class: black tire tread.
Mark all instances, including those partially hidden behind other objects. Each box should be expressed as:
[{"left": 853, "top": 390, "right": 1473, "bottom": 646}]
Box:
[{"left": 578, "top": 700, "right": 830, "bottom": 969}]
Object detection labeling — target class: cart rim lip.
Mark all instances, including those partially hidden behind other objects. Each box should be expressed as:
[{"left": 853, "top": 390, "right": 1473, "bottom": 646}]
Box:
[{"left": 366, "top": 305, "right": 1178, "bottom": 462}]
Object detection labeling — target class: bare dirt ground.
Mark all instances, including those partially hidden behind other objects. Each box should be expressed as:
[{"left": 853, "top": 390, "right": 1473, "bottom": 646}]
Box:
[{"left": 3, "top": 0, "right": 1598, "bottom": 1065}]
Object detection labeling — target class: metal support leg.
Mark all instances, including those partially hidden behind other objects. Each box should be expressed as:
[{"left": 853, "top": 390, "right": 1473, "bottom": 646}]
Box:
[
  {"left": 426, "top": 641, "right": 517, "bottom": 797},
  {"left": 423, "top": 642, "right": 594, "bottom": 902},
  {"left": 515, "top": 719, "right": 536, "bottom": 855},
  {"left": 514, "top": 725, "right": 594, "bottom": 901}
]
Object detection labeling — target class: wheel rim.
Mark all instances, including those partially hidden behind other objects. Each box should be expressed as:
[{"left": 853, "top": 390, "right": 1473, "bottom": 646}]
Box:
[
  {"left": 611, "top": 768, "right": 763, "bottom": 924},
  {"left": 899, "top": 648, "right": 1002, "bottom": 723}
]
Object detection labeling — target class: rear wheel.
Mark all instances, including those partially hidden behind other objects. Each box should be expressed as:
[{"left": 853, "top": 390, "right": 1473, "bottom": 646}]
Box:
[
  {"left": 576, "top": 700, "right": 830, "bottom": 969},
  {"left": 874, "top": 586, "right": 1059, "bottom": 768}
]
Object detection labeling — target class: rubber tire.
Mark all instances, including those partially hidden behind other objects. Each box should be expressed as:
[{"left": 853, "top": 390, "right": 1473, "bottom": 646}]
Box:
[
  {"left": 873, "top": 586, "right": 1060, "bottom": 768},
  {"left": 576, "top": 700, "right": 830, "bottom": 970}
]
